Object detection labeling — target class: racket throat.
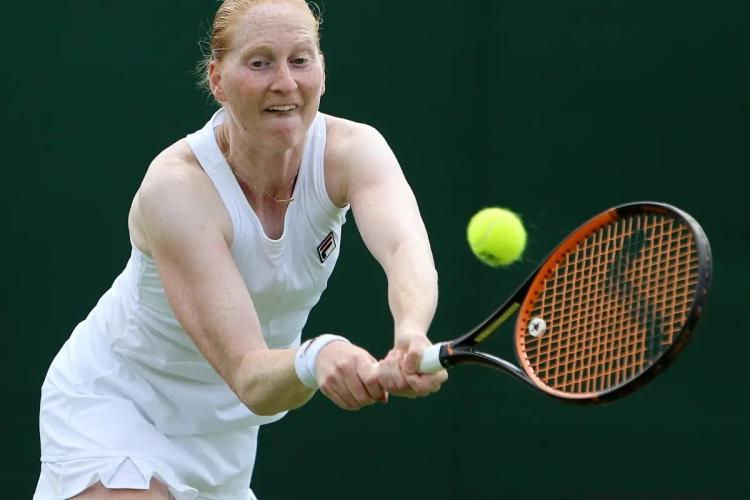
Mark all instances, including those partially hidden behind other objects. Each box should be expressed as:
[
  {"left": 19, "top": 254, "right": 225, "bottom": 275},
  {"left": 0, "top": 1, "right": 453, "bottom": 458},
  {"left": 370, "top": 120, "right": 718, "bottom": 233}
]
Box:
[{"left": 450, "top": 350, "right": 530, "bottom": 383}]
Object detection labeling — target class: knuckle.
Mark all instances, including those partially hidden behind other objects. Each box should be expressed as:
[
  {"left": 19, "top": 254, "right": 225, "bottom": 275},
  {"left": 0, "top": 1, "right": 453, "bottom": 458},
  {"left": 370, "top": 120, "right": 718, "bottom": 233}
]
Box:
[
  {"left": 361, "top": 371, "right": 378, "bottom": 386},
  {"left": 407, "top": 349, "right": 421, "bottom": 361},
  {"left": 339, "top": 358, "right": 355, "bottom": 371},
  {"left": 318, "top": 374, "right": 334, "bottom": 389},
  {"left": 334, "top": 361, "right": 356, "bottom": 378}
]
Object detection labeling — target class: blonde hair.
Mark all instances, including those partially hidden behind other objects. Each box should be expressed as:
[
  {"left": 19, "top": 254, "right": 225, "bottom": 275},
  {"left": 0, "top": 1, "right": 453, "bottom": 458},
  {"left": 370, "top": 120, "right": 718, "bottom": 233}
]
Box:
[{"left": 197, "top": 0, "right": 323, "bottom": 95}]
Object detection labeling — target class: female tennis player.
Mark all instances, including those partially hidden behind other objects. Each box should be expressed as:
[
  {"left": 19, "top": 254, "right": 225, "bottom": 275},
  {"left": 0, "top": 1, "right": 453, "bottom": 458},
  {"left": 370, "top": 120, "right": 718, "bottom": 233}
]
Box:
[{"left": 34, "top": 1, "right": 447, "bottom": 499}]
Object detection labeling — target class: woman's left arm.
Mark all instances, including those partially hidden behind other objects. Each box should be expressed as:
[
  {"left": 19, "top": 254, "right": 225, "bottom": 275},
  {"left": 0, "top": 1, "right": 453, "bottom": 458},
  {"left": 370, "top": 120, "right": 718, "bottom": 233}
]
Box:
[{"left": 334, "top": 122, "right": 447, "bottom": 396}]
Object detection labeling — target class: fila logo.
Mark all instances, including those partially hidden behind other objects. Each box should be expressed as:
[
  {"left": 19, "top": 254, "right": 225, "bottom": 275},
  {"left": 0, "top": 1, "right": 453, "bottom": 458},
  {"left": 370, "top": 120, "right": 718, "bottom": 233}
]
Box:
[{"left": 317, "top": 231, "right": 337, "bottom": 263}]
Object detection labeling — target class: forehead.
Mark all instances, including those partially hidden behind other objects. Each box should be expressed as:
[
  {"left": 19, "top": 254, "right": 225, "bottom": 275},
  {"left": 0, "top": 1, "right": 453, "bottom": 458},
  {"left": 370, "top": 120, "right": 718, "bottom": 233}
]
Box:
[{"left": 233, "top": 3, "right": 317, "bottom": 49}]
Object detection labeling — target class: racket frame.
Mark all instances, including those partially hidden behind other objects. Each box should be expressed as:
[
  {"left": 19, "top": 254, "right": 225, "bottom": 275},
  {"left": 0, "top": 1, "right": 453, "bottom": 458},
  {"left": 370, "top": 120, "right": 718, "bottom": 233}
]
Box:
[{"left": 426, "top": 201, "right": 712, "bottom": 405}]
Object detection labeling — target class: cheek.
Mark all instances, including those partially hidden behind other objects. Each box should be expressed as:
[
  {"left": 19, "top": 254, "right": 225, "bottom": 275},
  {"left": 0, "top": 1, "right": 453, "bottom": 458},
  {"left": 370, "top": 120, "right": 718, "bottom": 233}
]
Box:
[
  {"left": 301, "top": 72, "right": 325, "bottom": 95},
  {"left": 225, "top": 70, "right": 263, "bottom": 99}
]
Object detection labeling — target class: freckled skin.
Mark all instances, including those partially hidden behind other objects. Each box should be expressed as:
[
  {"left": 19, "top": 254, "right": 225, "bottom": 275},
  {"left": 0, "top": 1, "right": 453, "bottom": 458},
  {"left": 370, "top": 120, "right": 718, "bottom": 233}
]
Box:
[
  {"left": 209, "top": 3, "right": 326, "bottom": 239},
  {"left": 131, "top": 0, "right": 445, "bottom": 420},
  {"left": 68, "top": 3, "right": 446, "bottom": 498}
]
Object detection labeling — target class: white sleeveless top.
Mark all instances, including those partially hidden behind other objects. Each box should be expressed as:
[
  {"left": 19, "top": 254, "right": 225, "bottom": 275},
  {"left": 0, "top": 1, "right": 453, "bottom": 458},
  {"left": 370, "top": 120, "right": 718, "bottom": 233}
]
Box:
[
  {"left": 102, "top": 109, "right": 348, "bottom": 435},
  {"left": 36, "top": 109, "right": 348, "bottom": 499}
]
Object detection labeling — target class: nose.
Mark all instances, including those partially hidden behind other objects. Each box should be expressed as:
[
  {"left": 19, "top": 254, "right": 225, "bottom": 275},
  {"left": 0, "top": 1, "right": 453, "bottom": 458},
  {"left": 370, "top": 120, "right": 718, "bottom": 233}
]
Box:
[{"left": 270, "top": 63, "right": 298, "bottom": 94}]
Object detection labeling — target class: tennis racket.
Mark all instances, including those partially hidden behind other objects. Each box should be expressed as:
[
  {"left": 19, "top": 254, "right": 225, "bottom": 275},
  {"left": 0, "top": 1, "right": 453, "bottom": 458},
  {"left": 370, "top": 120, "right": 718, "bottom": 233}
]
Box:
[{"left": 419, "top": 201, "right": 712, "bottom": 405}]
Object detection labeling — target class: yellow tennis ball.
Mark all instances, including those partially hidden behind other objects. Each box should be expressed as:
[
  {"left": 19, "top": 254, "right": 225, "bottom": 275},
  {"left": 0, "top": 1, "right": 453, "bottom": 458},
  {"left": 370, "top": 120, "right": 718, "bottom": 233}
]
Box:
[{"left": 467, "top": 207, "right": 527, "bottom": 267}]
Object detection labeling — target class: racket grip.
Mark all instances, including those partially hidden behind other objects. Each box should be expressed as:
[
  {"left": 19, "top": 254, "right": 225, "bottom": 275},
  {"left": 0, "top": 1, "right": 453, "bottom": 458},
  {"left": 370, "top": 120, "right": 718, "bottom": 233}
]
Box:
[{"left": 418, "top": 343, "right": 446, "bottom": 374}]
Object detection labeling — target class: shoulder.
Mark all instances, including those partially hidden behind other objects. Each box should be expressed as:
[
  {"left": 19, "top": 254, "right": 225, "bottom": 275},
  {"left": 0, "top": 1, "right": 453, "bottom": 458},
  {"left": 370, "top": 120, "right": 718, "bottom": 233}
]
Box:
[
  {"left": 323, "top": 114, "right": 390, "bottom": 157},
  {"left": 130, "top": 139, "right": 233, "bottom": 255},
  {"left": 140, "top": 139, "right": 209, "bottom": 194},
  {"left": 322, "top": 114, "right": 398, "bottom": 206}
]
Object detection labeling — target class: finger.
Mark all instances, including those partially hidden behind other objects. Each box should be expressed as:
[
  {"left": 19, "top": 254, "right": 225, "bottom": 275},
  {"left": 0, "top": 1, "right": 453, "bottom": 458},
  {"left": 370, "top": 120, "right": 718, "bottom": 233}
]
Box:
[
  {"left": 381, "top": 349, "right": 412, "bottom": 395},
  {"left": 425, "top": 373, "right": 445, "bottom": 393},
  {"left": 322, "top": 385, "right": 354, "bottom": 411},
  {"left": 389, "top": 355, "right": 412, "bottom": 394},
  {"left": 376, "top": 360, "right": 398, "bottom": 394},
  {"left": 403, "top": 373, "right": 443, "bottom": 396},
  {"left": 319, "top": 368, "right": 360, "bottom": 409},
  {"left": 371, "top": 363, "right": 390, "bottom": 403},
  {"left": 404, "top": 345, "right": 425, "bottom": 375},
  {"left": 359, "top": 362, "right": 386, "bottom": 402},
  {"left": 423, "top": 371, "right": 448, "bottom": 392},
  {"left": 342, "top": 369, "right": 378, "bottom": 408},
  {"left": 403, "top": 373, "right": 426, "bottom": 394}
]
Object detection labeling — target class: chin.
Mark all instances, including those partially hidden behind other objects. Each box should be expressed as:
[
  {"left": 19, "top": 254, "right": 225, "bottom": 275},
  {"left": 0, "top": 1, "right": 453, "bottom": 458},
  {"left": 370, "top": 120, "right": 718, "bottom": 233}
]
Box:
[
  {"left": 264, "top": 127, "right": 303, "bottom": 150},
  {"left": 265, "top": 119, "right": 309, "bottom": 146}
]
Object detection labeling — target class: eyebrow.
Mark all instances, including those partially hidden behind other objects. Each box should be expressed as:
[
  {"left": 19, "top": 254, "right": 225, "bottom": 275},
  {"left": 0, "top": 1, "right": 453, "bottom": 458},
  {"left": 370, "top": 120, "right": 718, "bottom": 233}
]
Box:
[{"left": 240, "top": 39, "right": 317, "bottom": 56}]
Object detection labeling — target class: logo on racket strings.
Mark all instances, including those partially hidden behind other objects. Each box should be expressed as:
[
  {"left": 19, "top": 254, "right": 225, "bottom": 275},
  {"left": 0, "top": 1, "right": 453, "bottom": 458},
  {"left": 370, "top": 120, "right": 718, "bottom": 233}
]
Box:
[{"left": 528, "top": 318, "right": 547, "bottom": 337}]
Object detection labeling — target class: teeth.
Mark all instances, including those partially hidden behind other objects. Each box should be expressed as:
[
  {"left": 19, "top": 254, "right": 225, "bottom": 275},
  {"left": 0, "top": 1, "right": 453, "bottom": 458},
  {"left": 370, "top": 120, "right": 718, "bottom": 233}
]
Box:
[{"left": 266, "top": 105, "right": 297, "bottom": 111}]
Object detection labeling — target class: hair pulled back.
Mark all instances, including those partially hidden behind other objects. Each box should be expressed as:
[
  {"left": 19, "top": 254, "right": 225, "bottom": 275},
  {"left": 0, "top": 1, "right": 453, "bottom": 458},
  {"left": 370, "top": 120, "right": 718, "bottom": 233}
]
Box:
[{"left": 197, "top": 0, "right": 322, "bottom": 94}]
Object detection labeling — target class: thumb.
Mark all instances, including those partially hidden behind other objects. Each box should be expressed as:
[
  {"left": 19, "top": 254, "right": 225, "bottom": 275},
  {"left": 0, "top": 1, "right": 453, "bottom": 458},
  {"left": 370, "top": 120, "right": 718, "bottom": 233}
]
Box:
[{"left": 404, "top": 344, "right": 424, "bottom": 375}]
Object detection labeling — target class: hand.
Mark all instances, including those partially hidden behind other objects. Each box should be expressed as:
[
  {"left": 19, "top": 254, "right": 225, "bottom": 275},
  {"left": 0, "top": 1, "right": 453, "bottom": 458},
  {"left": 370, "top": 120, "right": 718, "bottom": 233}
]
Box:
[
  {"left": 377, "top": 330, "right": 448, "bottom": 398},
  {"left": 315, "top": 340, "right": 388, "bottom": 411}
]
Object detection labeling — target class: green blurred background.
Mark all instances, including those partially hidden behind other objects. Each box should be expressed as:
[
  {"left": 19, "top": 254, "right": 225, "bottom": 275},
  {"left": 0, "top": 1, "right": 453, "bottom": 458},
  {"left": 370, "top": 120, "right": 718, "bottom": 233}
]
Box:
[{"left": 2, "top": 0, "right": 747, "bottom": 498}]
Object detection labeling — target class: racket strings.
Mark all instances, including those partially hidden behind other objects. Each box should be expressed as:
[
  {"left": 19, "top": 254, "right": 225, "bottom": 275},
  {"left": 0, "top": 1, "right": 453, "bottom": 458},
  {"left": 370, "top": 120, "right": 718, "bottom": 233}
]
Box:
[{"left": 521, "top": 213, "right": 699, "bottom": 395}]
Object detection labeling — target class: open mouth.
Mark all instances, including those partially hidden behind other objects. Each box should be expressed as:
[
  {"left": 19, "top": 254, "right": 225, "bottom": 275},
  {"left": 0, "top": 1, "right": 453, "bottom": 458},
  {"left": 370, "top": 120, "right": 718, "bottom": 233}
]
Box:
[{"left": 265, "top": 105, "right": 298, "bottom": 112}]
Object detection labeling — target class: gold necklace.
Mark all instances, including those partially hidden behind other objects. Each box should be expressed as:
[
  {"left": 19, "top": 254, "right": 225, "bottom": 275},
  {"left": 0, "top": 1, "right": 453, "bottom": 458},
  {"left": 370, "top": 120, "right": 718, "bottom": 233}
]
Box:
[{"left": 219, "top": 129, "right": 298, "bottom": 204}]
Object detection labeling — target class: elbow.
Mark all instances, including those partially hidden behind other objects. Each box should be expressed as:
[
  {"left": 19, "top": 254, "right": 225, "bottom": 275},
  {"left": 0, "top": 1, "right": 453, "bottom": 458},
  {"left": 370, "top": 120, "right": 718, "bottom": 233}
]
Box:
[
  {"left": 240, "top": 382, "right": 282, "bottom": 417},
  {"left": 231, "top": 350, "right": 313, "bottom": 417},
  {"left": 244, "top": 390, "right": 306, "bottom": 417},
  {"left": 246, "top": 399, "right": 279, "bottom": 417},
  {"left": 238, "top": 372, "right": 298, "bottom": 417},
  {"left": 234, "top": 375, "right": 281, "bottom": 417},
  {"left": 230, "top": 357, "right": 279, "bottom": 417},
  {"left": 242, "top": 383, "right": 312, "bottom": 416}
]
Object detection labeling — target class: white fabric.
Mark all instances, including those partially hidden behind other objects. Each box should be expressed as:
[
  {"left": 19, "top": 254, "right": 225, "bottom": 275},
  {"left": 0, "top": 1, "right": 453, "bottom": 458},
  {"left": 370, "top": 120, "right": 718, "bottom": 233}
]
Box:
[{"left": 34, "top": 109, "right": 349, "bottom": 499}]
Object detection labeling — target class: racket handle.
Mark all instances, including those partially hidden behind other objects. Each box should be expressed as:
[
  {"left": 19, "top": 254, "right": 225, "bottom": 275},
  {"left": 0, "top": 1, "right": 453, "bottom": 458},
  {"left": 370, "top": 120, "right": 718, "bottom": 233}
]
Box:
[{"left": 418, "top": 343, "right": 446, "bottom": 374}]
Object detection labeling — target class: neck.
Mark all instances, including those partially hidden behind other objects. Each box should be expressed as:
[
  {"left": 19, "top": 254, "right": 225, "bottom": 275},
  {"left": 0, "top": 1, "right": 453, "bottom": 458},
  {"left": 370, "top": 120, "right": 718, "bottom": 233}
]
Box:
[{"left": 218, "top": 120, "right": 304, "bottom": 195}]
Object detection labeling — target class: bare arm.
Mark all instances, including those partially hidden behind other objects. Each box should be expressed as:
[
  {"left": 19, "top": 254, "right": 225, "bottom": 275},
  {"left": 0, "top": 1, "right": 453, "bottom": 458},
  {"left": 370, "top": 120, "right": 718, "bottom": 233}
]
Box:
[
  {"left": 136, "top": 155, "right": 316, "bottom": 416},
  {"left": 339, "top": 124, "right": 439, "bottom": 343},
  {"left": 332, "top": 123, "right": 447, "bottom": 396}
]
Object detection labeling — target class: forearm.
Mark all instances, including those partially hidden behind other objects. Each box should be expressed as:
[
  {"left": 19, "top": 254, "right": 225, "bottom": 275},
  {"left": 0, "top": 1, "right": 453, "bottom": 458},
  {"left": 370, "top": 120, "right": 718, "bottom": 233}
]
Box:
[
  {"left": 386, "top": 237, "right": 439, "bottom": 340},
  {"left": 233, "top": 349, "right": 316, "bottom": 416}
]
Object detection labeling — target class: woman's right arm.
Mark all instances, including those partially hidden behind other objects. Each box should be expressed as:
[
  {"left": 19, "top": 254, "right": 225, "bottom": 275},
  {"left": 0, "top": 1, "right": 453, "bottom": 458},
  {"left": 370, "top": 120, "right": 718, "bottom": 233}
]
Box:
[{"left": 135, "top": 152, "right": 383, "bottom": 415}]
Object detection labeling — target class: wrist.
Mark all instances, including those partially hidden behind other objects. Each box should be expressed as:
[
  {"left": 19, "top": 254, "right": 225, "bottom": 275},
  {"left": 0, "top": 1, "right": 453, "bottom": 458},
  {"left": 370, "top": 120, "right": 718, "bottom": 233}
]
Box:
[
  {"left": 294, "top": 334, "right": 351, "bottom": 390},
  {"left": 394, "top": 321, "right": 429, "bottom": 343}
]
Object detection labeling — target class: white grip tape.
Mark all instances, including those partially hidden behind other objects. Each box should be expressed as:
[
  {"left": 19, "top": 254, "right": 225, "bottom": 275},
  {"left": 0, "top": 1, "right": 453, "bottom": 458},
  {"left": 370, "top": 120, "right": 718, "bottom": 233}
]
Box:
[{"left": 418, "top": 343, "right": 446, "bottom": 374}]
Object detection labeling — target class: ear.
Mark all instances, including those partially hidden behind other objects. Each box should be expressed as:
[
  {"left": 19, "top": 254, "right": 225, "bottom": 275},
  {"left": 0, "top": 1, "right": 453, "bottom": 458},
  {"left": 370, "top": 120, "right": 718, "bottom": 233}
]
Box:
[
  {"left": 209, "top": 60, "right": 227, "bottom": 103},
  {"left": 320, "top": 51, "right": 326, "bottom": 96}
]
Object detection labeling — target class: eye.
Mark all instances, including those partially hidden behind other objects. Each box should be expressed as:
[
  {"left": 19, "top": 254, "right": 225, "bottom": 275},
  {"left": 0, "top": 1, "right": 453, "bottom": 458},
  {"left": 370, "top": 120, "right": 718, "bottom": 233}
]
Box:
[
  {"left": 250, "top": 60, "right": 264, "bottom": 68},
  {"left": 292, "top": 58, "right": 308, "bottom": 65}
]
